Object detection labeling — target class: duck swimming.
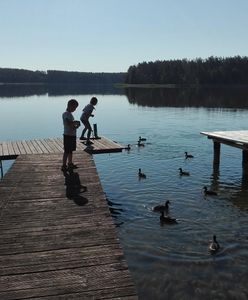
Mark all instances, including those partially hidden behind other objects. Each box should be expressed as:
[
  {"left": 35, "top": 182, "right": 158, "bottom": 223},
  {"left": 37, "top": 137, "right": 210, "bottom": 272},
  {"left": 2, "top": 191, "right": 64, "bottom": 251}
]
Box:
[
  {"left": 160, "top": 211, "right": 177, "bottom": 224},
  {"left": 139, "top": 136, "right": 147, "bottom": 141},
  {"left": 125, "top": 144, "right": 131, "bottom": 150},
  {"left": 137, "top": 140, "right": 145, "bottom": 147},
  {"left": 209, "top": 235, "right": 220, "bottom": 254},
  {"left": 203, "top": 186, "right": 218, "bottom": 196},
  {"left": 153, "top": 200, "right": 170, "bottom": 214},
  {"left": 178, "top": 168, "right": 190, "bottom": 176},
  {"left": 138, "top": 168, "right": 146, "bottom": 178},
  {"left": 185, "top": 151, "right": 194, "bottom": 159}
]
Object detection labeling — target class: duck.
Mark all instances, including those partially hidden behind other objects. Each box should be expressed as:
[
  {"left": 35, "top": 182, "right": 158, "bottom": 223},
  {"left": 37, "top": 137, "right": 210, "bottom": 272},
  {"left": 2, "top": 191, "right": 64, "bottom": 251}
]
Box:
[
  {"left": 125, "top": 144, "right": 131, "bottom": 150},
  {"left": 185, "top": 151, "right": 194, "bottom": 159},
  {"left": 137, "top": 140, "right": 145, "bottom": 147},
  {"left": 203, "top": 186, "right": 218, "bottom": 196},
  {"left": 153, "top": 200, "right": 170, "bottom": 213},
  {"left": 139, "top": 136, "right": 147, "bottom": 141},
  {"left": 209, "top": 235, "right": 220, "bottom": 254},
  {"left": 160, "top": 211, "right": 177, "bottom": 224},
  {"left": 178, "top": 168, "right": 190, "bottom": 176},
  {"left": 138, "top": 168, "right": 146, "bottom": 178}
]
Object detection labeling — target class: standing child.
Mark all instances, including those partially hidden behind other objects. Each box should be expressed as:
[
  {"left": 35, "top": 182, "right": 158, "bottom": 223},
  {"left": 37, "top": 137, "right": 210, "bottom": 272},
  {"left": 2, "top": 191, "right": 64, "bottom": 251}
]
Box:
[
  {"left": 61, "top": 99, "right": 80, "bottom": 172},
  {"left": 80, "top": 97, "right": 98, "bottom": 145}
]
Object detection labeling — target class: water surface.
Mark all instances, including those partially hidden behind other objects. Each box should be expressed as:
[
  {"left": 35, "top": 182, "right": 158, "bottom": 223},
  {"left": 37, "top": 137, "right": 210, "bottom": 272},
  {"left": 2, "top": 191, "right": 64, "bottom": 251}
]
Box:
[{"left": 1, "top": 85, "right": 248, "bottom": 299}]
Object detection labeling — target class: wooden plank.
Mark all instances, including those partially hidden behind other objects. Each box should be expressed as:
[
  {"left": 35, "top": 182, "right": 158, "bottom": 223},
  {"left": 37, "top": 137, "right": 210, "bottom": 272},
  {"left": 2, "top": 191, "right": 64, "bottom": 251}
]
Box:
[
  {"left": 15, "top": 140, "right": 26, "bottom": 155},
  {"left": 48, "top": 138, "right": 63, "bottom": 152},
  {"left": 29, "top": 140, "right": 43, "bottom": 154},
  {"left": 33, "top": 139, "right": 50, "bottom": 154},
  {"left": 11, "top": 141, "right": 21, "bottom": 155},
  {"left": 6, "top": 141, "right": 15, "bottom": 156},
  {"left": 21, "top": 140, "right": 32, "bottom": 154},
  {"left": 0, "top": 136, "right": 123, "bottom": 159},
  {"left": 39, "top": 139, "right": 56, "bottom": 153},
  {"left": 26, "top": 140, "right": 38, "bottom": 154},
  {"left": 2, "top": 142, "right": 9, "bottom": 156},
  {"left": 43, "top": 138, "right": 60, "bottom": 153},
  {"left": 201, "top": 130, "right": 248, "bottom": 145},
  {"left": 52, "top": 137, "right": 64, "bottom": 152},
  {"left": 0, "top": 152, "right": 137, "bottom": 299},
  {"left": 0, "top": 142, "right": 3, "bottom": 157}
]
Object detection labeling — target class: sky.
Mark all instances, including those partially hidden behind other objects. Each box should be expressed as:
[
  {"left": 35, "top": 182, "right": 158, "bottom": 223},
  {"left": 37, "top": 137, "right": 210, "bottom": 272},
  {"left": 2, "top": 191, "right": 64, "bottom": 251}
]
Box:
[{"left": 0, "top": 0, "right": 248, "bottom": 72}]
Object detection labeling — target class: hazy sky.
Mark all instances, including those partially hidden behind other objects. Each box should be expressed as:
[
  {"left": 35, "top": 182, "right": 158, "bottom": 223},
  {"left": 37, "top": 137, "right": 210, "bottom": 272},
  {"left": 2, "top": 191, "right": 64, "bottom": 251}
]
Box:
[{"left": 0, "top": 0, "right": 247, "bottom": 72}]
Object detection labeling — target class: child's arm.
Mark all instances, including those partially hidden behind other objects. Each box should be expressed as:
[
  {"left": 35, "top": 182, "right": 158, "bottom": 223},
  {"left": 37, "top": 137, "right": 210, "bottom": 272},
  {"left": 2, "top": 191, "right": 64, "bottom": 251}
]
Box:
[{"left": 64, "top": 118, "right": 81, "bottom": 128}]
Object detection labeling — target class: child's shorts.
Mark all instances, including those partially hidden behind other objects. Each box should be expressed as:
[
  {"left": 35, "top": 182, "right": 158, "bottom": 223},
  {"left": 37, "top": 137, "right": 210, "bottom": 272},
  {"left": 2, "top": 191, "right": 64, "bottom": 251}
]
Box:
[{"left": 63, "top": 135, "right": 76, "bottom": 153}]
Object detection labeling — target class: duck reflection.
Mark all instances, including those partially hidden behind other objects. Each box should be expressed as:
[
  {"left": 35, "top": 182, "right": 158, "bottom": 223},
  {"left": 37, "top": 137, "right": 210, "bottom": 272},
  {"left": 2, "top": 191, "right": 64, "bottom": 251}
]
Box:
[{"left": 107, "top": 198, "right": 124, "bottom": 227}]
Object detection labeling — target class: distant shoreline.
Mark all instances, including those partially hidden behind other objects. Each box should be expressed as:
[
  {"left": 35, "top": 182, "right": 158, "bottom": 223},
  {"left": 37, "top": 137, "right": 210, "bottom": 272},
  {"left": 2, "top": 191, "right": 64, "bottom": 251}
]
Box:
[
  {"left": 1, "top": 82, "right": 248, "bottom": 89},
  {"left": 116, "top": 83, "right": 248, "bottom": 88}
]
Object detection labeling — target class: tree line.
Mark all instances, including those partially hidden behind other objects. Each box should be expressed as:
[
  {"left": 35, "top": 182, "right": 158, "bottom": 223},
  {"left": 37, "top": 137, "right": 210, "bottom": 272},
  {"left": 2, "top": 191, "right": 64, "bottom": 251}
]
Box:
[
  {"left": 0, "top": 68, "right": 126, "bottom": 84},
  {"left": 125, "top": 86, "right": 248, "bottom": 108},
  {"left": 125, "top": 56, "right": 248, "bottom": 85}
]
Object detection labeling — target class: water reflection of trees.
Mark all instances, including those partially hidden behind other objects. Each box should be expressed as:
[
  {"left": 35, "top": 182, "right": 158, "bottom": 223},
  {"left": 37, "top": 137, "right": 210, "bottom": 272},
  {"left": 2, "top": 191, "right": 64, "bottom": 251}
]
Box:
[
  {"left": 0, "top": 84, "right": 125, "bottom": 98},
  {"left": 125, "top": 87, "right": 248, "bottom": 108}
]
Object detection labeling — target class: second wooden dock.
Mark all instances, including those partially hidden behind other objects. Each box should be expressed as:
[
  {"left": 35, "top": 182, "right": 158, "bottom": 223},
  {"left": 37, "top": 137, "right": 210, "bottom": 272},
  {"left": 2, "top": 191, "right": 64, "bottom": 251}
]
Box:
[{"left": 201, "top": 130, "right": 248, "bottom": 171}]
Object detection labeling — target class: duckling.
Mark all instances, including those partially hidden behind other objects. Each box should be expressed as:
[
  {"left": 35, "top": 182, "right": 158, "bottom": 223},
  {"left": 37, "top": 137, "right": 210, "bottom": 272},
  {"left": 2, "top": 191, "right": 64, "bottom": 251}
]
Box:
[
  {"left": 138, "top": 168, "right": 146, "bottom": 178},
  {"left": 185, "top": 151, "right": 194, "bottom": 159},
  {"left": 137, "top": 140, "right": 145, "bottom": 147},
  {"left": 139, "top": 136, "right": 147, "bottom": 141},
  {"left": 153, "top": 200, "right": 170, "bottom": 213},
  {"left": 178, "top": 168, "right": 190, "bottom": 176},
  {"left": 160, "top": 211, "right": 177, "bottom": 224},
  {"left": 203, "top": 186, "right": 218, "bottom": 196},
  {"left": 209, "top": 235, "right": 220, "bottom": 254}
]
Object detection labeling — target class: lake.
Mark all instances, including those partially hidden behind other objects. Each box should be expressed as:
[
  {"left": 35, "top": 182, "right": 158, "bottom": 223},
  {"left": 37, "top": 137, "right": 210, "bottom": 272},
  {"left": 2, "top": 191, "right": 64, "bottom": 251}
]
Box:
[{"left": 1, "top": 85, "right": 248, "bottom": 299}]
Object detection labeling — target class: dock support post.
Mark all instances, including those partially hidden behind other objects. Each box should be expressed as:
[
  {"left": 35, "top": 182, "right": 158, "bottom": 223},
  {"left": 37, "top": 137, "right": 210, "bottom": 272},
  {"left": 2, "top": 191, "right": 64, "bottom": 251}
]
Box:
[
  {"left": 0, "top": 160, "right": 3, "bottom": 179},
  {"left": 93, "top": 123, "right": 100, "bottom": 139},
  {"left": 213, "top": 141, "right": 221, "bottom": 168},
  {"left": 242, "top": 150, "right": 248, "bottom": 174}
]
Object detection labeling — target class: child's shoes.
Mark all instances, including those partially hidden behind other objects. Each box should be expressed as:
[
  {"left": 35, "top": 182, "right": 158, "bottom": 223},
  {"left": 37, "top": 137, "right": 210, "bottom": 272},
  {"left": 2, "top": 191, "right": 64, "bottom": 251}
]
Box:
[{"left": 68, "top": 163, "right": 78, "bottom": 169}]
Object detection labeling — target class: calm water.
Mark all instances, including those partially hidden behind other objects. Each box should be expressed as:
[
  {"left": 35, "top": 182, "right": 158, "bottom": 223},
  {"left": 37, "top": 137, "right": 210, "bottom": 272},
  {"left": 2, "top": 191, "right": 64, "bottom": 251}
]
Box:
[{"left": 1, "top": 86, "right": 248, "bottom": 299}]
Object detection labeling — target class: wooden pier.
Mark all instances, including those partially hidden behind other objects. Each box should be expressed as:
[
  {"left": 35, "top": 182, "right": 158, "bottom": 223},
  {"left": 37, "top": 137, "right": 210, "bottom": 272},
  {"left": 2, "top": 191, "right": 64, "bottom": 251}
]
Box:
[
  {"left": 0, "top": 137, "right": 124, "bottom": 178},
  {"left": 0, "top": 138, "right": 137, "bottom": 299},
  {"left": 201, "top": 130, "right": 248, "bottom": 171}
]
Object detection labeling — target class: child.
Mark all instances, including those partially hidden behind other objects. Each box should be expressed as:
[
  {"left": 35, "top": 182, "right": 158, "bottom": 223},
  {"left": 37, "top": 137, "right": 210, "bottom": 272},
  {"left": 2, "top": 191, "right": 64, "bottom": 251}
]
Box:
[
  {"left": 61, "top": 99, "right": 81, "bottom": 172},
  {"left": 80, "top": 97, "right": 98, "bottom": 144}
]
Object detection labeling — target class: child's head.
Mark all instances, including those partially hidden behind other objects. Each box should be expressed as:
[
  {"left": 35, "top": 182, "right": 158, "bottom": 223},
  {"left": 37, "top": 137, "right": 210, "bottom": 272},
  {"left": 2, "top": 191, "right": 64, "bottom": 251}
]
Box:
[
  {"left": 67, "top": 99, "right": 79, "bottom": 112},
  {"left": 90, "top": 97, "right": 98, "bottom": 106}
]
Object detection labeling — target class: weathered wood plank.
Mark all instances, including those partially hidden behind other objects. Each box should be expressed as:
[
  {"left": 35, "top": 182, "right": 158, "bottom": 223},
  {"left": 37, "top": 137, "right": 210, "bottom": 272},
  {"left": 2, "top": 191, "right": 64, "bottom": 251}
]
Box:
[
  {"left": 29, "top": 139, "right": 44, "bottom": 154},
  {"left": 201, "top": 130, "right": 248, "bottom": 146},
  {"left": 11, "top": 141, "right": 21, "bottom": 155},
  {"left": 0, "top": 151, "right": 136, "bottom": 299},
  {"left": 2, "top": 142, "right": 9, "bottom": 156},
  {"left": 20, "top": 140, "right": 32, "bottom": 154},
  {"left": 0, "top": 137, "right": 123, "bottom": 160},
  {"left": 15, "top": 140, "right": 26, "bottom": 155},
  {"left": 48, "top": 138, "right": 64, "bottom": 152},
  {"left": 0, "top": 142, "right": 3, "bottom": 156}
]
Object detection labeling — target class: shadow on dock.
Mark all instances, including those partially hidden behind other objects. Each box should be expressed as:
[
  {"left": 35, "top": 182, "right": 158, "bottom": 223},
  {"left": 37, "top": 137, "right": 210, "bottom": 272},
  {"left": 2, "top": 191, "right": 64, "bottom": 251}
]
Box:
[{"left": 63, "top": 169, "right": 88, "bottom": 206}]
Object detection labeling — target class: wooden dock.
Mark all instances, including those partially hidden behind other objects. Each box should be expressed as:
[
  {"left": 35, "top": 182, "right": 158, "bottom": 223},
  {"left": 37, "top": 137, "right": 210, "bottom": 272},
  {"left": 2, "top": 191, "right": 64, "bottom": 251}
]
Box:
[
  {"left": 0, "top": 139, "right": 138, "bottom": 298},
  {"left": 0, "top": 137, "right": 124, "bottom": 160},
  {"left": 201, "top": 130, "right": 248, "bottom": 171},
  {"left": 0, "top": 137, "right": 124, "bottom": 178}
]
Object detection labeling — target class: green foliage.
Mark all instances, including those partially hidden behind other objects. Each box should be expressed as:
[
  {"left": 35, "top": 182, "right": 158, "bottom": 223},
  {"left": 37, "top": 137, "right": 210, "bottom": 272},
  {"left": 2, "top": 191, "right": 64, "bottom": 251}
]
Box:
[
  {"left": 125, "top": 56, "right": 248, "bottom": 85},
  {"left": 0, "top": 68, "right": 126, "bottom": 84}
]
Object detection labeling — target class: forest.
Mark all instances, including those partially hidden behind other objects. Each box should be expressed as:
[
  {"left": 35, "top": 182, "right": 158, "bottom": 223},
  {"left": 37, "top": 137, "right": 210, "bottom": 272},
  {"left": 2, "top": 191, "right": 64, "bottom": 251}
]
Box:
[
  {"left": 2, "top": 56, "right": 248, "bottom": 86},
  {"left": 125, "top": 56, "right": 248, "bottom": 85},
  {"left": 0, "top": 68, "right": 126, "bottom": 84}
]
